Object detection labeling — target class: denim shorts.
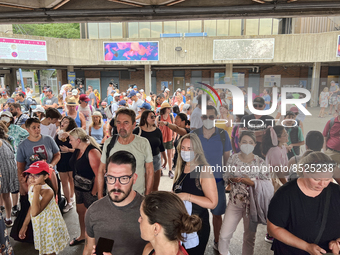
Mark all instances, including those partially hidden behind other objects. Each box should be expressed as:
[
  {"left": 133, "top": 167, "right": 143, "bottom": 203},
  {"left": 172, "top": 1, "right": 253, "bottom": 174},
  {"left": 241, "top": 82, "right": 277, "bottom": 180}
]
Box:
[{"left": 153, "top": 153, "right": 162, "bottom": 171}]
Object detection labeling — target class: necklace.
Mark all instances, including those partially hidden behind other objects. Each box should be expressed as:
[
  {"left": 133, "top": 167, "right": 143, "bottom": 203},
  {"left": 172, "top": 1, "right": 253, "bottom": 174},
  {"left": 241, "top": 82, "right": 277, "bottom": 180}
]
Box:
[{"left": 174, "top": 172, "right": 189, "bottom": 192}]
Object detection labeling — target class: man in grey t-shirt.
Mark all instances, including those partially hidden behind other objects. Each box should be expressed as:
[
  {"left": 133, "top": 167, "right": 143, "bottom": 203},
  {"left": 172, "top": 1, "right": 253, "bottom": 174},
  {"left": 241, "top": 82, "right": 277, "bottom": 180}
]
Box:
[
  {"left": 42, "top": 88, "right": 58, "bottom": 110},
  {"left": 84, "top": 151, "right": 147, "bottom": 255},
  {"left": 88, "top": 85, "right": 97, "bottom": 108},
  {"left": 329, "top": 81, "right": 339, "bottom": 115}
]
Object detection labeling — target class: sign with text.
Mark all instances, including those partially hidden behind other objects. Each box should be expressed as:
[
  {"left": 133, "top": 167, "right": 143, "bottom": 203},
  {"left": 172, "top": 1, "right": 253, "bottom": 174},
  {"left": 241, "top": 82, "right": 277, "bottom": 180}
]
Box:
[
  {"left": 67, "top": 72, "right": 76, "bottom": 86},
  {"left": 0, "top": 37, "right": 47, "bottom": 61}
]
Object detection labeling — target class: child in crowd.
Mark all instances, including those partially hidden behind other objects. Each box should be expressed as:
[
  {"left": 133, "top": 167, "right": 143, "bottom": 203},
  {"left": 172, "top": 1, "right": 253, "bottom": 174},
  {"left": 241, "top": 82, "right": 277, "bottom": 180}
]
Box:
[
  {"left": 19, "top": 161, "right": 69, "bottom": 255},
  {"left": 318, "top": 87, "right": 329, "bottom": 118},
  {"left": 284, "top": 111, "right": 305, "bottom": 159}
]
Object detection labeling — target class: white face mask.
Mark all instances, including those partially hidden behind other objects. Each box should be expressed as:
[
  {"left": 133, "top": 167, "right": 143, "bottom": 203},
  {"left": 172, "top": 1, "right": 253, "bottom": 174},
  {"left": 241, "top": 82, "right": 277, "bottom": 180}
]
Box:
[
  {"left": 203, "top": 119, "right": 214, "bottom": 130},
  {"left": 0, "top": 117, "right": 10, "bottom": 123},
  {"left": 181, "top": 150, "right": 195, "bottom": 162},
  {"left": 240, "top": 144, "right": 255, "bottom": 155}
]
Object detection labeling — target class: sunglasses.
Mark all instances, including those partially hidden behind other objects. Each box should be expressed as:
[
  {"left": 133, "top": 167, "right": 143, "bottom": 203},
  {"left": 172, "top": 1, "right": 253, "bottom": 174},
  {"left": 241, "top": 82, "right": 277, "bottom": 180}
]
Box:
[
  {"left": 149, "top": 115, "right": 156, "bottom": 119},
  {"left": 202, "top": 115, "right": 215, "bottom": 120},
  {"left": 253, "top": 104, "right": 264, "bottom": 108}
]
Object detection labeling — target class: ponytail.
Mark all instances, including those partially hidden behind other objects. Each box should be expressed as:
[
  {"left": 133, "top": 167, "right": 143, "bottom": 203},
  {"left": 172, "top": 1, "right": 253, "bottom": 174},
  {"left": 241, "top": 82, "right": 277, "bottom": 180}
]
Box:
[{"left": 69, "top": 128, "right": 102, "bottom": 152}]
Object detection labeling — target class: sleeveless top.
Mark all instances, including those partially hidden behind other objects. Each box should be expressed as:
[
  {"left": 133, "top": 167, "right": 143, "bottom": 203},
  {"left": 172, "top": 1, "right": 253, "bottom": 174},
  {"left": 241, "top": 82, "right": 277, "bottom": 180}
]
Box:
[
  {"left": 148, "top": 242, "right": 189, "bottom": 255},
  {"left": 91, "top": 125, "right": 104, "bottom": 144},
  {"left": 66, "top": 111, "right": 81, "bottom": 128},
  {"left": 69, "top": 144, "right": 99, "bottom": 191}
]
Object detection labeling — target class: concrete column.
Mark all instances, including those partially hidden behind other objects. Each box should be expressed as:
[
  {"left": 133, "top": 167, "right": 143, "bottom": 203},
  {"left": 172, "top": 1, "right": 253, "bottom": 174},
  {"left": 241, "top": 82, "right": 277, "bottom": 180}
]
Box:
[
  {"left": 310, "top": 62, "right": 321, "bottom": 107},
  {"left": 145, "top": 65, "right": 152, "bottom": 96},
  {"left": 67, "top": 66, "right": 74, "bottom": 72},
  {"left": 4, "top": 68, "right": 17, "bottom": 94},
  {"left": 224, "top": 64, "right": 233, "bottom": 84}
]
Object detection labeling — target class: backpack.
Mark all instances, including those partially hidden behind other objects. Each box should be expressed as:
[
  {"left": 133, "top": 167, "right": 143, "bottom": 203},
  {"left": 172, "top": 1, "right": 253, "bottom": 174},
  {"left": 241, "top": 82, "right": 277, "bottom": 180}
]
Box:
[
  {"left": 192, "top": 127, "right": 227, "bottom": 151},
  {"left": 327, "top": 117, "right": 335, "bottom": 140},
  {"left": 104, "top": 104, "right": 113, "bottom": 119},
  {"left": 105, "top": 134, "right": 119, "bottom": 161}
]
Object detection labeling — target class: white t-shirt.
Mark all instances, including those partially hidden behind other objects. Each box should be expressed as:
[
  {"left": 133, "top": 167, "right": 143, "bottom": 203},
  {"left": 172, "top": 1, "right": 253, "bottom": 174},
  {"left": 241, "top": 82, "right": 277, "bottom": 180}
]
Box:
[
  {"left": 190, "top": 107, "right": 203, "bottom": 129},
  {"left": 129, "top": 99, "right": 144, "bottom": 115},
  {"left": 78, "top": 105, "right": 94, "bottom": 134},
  {"left": 40, "top": 123, "right": 57, "bottom": 138}
]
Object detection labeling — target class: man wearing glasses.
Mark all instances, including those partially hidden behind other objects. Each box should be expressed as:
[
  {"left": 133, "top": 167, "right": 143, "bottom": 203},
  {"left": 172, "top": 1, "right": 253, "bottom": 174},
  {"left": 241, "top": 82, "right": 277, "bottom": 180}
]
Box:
[
  {"left": 240, "top": 97, "right": 275, "bottom": 158},
  {"left": 83, "top": 150, "right": 147, "bottom": 255},
  {"left": 192, "top": 105, "right": 232, "bottom": 251}
]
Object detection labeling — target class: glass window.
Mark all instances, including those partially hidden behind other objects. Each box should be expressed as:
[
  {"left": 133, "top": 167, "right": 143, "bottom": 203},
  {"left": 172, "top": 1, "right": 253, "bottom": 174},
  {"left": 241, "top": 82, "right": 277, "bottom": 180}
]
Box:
[
  {"left": 217, "top": 20, "right": 229, "bottom": 36},
  {"left": 259, "top": 19, "right": 273, "bottom": 35},
  {"left": 98, "top": 23, "right": 111, "bottom": 39},
  {"left": 245, "top": 19, "right": 259, "bottom": 35},
  {"left": 189, "top": 20, "right": 202, "bottom": 33},
  {"left": 204, "top": 20, "right": 216, "bottom": 36},
  {"left": 164, "top": 21, "right": 176, "bottom": 34},
  {"left": 177, "top": 21, "right": 189, "bottom": 33},
  {"left": 111, "top": 22, "right": 123, "bottom": 38},
  {"left": 128, "top": 22, "right": 139, "bottom": 38},
  {"left": 229, "top": 19, "right": 242, "bottom": 36},
  {"left": 151, "top": 22, "right": 162, "bottom": 37},
  {"left": 88, "top": 23, "right": 98, "bottom": 39},
  {"left": 139, "top": 22, "right": 150, "bottom": 38},
  {"left": 273, "top": 19, "right": 279, "bottom": 34}
]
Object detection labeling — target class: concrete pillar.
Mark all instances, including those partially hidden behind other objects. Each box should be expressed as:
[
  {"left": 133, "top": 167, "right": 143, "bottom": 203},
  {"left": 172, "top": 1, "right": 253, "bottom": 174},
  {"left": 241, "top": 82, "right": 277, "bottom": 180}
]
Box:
[
  {"left": 145, "top": 65, "right": 152, "bottom": 96},
  {"left": 67, "top": 66, "right": 74, "bottom": 72},
  {"left": 224, "top": 64, "right": 233, "bottom": 84},
  {"left": 310, "top": 62, "right": 321, "bottom": 107},
  {"left": 4, "top": 68, "right": 17, "bottom": 94}
]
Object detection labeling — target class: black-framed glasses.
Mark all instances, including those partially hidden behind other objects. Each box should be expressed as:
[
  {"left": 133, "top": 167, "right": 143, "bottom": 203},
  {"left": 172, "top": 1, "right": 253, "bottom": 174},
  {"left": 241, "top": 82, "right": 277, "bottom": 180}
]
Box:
[
  {"left": 104, "top": 173, "right": 134, "bottom": 185},
  {"left": 202, "top": 115, "right": 215, "bottom": 120},
  {"left": 253, "top": 104, "right": 263, "bottom": 108}
]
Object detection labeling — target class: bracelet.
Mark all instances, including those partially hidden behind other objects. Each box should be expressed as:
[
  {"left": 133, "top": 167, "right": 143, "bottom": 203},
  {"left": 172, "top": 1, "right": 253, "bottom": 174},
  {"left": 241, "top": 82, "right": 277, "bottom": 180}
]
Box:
[{"left": 166, "top": 122, "right": 169, "bottom": 127}]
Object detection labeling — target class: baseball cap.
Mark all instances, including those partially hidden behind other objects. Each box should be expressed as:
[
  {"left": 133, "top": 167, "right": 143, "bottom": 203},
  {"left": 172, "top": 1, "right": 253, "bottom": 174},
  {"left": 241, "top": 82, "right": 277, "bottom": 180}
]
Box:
[
  {"left": 145, "top": 96, "right": 151, "bottom": 103},
  {"left": 6, "top": 98, "right": 15, "bottom": 104},
  {"left": 17, "top": 92, "right": 25, "bottom": 97},
  {"left": 79, "top": 94, "right": 90, "bottom": 102},
  {"left": 139, "top": 89, "right": 144, "bottom": 93},
  {"left": 290, "top": 106, "right": 299, "bottom": 113},
  {"left": 138, "top": 102, "right": 151, "bottom": 110},
  {"left": 1, "top": 111, "right": 13, "bottom": 118},
  {"left": 122, "top": 92, "right": 126, "bottom": 96},
  {"left": 23, "top": 161, "right": 50, "bottom": 176},
  {"left": 164, "top": 88, "right": 170, "bottom": 92},
  {"left": 101, "top": 101, "right": 107, "bottom": 106},
  {"left": 128, "top": 91, "right": 137, "bottom": 98},
  {"left": 176, "top": 88, "right": 181, "bottom": 92},
  {"left": 114, "top": 93, "right": 120, "bottom": 97},
  {"left": 133, "top": 85, "right": 137, "bottom": 89},
  {"left": 44, "top": 88, "right": 52, "bottom": 93},
  {"left": 253, "top": 97, "right": 265, "bottom": 106},
  {"left": 119, "top": 100, "right": 126, "bottom": 106},
  {"left": 1, "top": 91, "right": 7, "bottom": 96},
  {"left": 72, "top": 89, "right": 78, "bottom": 96},
  {"left": 33, "top": 106, "right": 45, "bottom": 113}
]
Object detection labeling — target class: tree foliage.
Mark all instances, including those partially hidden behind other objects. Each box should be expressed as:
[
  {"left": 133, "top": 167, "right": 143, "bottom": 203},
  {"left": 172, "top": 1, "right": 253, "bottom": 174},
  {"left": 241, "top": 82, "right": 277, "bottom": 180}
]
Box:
[{"left": 12, "top": 23, "right": 80, "bottom": 39}]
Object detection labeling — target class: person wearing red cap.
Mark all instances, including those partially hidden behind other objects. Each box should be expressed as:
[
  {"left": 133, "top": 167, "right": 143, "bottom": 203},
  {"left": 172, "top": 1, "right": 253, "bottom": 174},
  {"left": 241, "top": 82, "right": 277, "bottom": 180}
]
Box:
[
  {"left": 77, "top": 94, "right": 94, "bottom": 134},
  {"left": 19, "top": 161, "right": 69, "bottom": 254}
]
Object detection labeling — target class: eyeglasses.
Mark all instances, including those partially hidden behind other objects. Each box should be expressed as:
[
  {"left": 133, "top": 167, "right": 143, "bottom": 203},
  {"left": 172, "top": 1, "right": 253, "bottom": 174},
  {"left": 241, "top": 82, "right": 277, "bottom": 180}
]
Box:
[
  {"left": 253, "top": 104, "right": 263, "bottom": 108},
  {"left": 26, "top": 173, "right": 41, "bottom": 179},
  {"left": 202, "top": 115, "right": 215, "bottom": 120},
  {"left": 104, "top": 173, "right": 134, "bottom": 185}
]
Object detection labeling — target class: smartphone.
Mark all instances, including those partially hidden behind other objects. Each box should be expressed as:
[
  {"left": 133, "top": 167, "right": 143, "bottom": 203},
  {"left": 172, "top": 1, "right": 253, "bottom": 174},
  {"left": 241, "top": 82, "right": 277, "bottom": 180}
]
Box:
[{"left": 95, "top": 237, "right": 114, "bottom": 255}]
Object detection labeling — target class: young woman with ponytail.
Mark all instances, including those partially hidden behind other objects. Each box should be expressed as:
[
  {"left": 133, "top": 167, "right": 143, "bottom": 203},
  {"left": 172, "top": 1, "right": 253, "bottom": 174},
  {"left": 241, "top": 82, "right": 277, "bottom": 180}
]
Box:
[
  {"left": 140, "top": 191, "right": 202, "bottom": 255},
  {"left": 68, "top": 128, "right": 101, "bottom": 246}
]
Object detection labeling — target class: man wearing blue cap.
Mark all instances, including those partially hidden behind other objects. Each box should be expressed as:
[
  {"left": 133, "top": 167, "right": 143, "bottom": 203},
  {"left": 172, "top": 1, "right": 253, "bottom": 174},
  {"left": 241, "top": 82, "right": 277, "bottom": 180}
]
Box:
[
  {"left": 133, "top": 85, "right": 138, "bottom": 92},
  {"left": 136, "top": 103, "right": 151, "bottom": 124},
  {"left": 128, "top": 91, "right": 144, "bottom": 117}
]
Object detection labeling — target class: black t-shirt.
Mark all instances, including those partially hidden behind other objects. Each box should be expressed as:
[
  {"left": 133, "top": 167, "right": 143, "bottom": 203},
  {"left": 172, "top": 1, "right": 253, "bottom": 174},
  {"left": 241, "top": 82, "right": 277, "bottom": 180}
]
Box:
[
  {"left": 133, "top": 127, "right": 165, "bottom": 156},
  {"left": 268, "top": 179, "right": 340, "bottom": 255},
  {"left": 109, "top": 118, "right": 118, "bottom": 136}
]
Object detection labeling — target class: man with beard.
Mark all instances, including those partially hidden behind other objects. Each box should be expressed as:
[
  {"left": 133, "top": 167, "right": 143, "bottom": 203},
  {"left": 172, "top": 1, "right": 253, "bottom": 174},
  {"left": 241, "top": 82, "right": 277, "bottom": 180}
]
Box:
[
  {"left": 97, "top": 108, "right": 154, "bottom": 198},
  {"left": 9, "top": 102, "right": 29, "bottom": 128},
  {"left": 83, "top": 151, "right": 147, "bottom": 255}
]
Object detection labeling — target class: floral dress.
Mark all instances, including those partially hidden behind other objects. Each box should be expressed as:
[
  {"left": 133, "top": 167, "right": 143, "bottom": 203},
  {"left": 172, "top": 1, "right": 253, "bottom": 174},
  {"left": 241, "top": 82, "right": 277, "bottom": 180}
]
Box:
[
  {"left": 223, "top": 153, "right": 269, "bottom": 216},
  {"left": 320, "top": 91, "right": 329, "bottom": 108},
  {"left": 28, "top": 184, "right": 69, "bottom": 255}
]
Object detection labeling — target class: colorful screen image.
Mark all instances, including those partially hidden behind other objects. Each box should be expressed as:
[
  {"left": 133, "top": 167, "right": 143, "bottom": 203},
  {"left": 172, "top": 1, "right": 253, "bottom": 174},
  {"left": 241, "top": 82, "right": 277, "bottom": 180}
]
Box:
[
  {"left": 337, "top": 35, "right": 340, "bottom": 57},
  {"left": 104, "top": 41, "right": 159, "bottom": 61}
]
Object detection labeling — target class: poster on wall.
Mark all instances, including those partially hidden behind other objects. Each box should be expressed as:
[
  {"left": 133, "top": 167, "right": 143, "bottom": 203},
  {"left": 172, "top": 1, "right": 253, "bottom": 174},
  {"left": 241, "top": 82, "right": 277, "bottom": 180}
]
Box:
[
  {"left": 86, "top": 78, "right": 101, "bottom": 95},
  {"left": 337, "top": 35, "right": 340, "bottom": 57},
  {"left": 264, "top": 75, "right": 281, "bottom": 87},
  {"left": 67, "top": 72, "right": 76, "bottom": 86},
  {"left": 104, "top": 41, "right": 159, "bottom": 61},
  {"left": 0, "top": 37, "right": 47, "bottom": 61},
  {"left": 232, "top": 73, "right": 245, "bottom": 87},
  {"left": 214, "top": 72, "right": 245, "bottom": 87}
]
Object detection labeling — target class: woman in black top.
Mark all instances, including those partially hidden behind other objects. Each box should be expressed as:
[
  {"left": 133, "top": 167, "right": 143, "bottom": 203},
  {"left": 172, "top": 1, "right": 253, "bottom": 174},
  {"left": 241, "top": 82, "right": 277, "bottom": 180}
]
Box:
[
  {"left": 54, "top": 116, "right": 77, "bottom": 213},
  {"left": 159, "top": 113, "right": 190, "bottom": 171},
  {"left": 133, "top": 110, "right": 166, "bottom": 191},
  {"left": 172, "top": 133, "right": 217, "bottom": 255},
  {"left": 68, "top": 128, "right": 101, "bottom": 246}
]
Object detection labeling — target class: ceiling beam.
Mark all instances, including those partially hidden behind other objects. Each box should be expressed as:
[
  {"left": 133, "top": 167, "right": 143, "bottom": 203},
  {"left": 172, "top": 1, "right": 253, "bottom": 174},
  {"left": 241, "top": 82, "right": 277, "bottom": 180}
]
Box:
[
  {"left": 107, "top": 0, "right": 143, "bottom": 7},
  {"left": 166, "top": 0, "right": 185, "bottom": 6},
  {"left": 52, "top": 0, "right": 70, "bottom": 10},
  {"left": 0, "top": 3, "right": 35, "bottom": 10}
]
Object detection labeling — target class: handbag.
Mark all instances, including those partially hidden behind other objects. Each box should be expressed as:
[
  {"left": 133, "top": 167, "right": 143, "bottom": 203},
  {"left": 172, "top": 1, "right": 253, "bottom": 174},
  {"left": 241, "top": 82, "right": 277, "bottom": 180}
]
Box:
[{"left": 74, "top": 174, "right": 94, "bottom": 191}]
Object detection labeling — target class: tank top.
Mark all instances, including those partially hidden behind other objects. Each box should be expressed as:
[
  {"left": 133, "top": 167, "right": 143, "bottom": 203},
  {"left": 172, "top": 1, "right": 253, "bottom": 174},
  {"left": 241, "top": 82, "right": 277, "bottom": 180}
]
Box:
[
  {"left": 91, "top": 125, "right": 103, "bottom": 144},
  {"left": 148, "top": 242, "right": 188, "bottom": 255},
  {"left": 66, "top": 111, "right": 81, "bottom": 128}
]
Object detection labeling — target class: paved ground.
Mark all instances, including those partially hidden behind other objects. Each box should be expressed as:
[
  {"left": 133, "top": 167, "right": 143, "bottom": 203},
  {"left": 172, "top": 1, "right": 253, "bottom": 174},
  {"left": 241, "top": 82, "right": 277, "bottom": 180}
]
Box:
[{"left": 8, "top": 106, "right": 333, "bottom": 255}]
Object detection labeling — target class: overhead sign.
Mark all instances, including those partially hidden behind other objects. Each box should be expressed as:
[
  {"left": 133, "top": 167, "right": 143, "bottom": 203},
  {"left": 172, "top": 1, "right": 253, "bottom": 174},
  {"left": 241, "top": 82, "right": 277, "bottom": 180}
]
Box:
[
  {"left": 0, "top": 37, "right": 47, "bottom": 61},
  {"left": 68, "top": 72, "right": 76, "bottom": 86}
]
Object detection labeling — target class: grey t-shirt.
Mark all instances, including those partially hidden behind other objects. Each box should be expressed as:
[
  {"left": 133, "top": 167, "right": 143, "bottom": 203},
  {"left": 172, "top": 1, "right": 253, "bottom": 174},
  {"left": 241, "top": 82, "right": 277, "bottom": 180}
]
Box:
[
  {"left": 85, "top": 193, "right": 147, "bottom": 255},
  {"left": 42, "top": 96, "right": 58, "bottom": 106},
  {"left": 330, "top": 85, "right": 339, "bottom": 98},
  {"left": 89, "top": 92, "right": 97, "bottom": 106},
  {"left": 16, "top": 135, "right": 60, "bottom": 169},
  {"left": 101, "top": 135, "right": 153, "bottom": 194}
]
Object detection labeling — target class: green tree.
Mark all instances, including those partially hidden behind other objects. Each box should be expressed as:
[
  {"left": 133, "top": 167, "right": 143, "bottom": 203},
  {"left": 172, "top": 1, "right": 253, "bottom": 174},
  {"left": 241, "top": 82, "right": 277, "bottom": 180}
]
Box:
[{"left": 13, "top": 23, "right": 80, "bottom": 39}]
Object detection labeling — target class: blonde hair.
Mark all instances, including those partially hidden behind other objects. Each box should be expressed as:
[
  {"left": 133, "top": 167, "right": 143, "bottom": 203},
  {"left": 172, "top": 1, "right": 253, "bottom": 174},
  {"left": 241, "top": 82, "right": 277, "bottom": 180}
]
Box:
[
  {"left": 91, "top": 111, "right": 103, "bottom": 128},
  {"left": 173, "top": 133, "right": 209, "bottom": 183},
  {"left": 297, "top": 151, "right": 334, "bottom": 177},
  {"left": 69, "top": 128, "right": 101, "bottom": 152}
]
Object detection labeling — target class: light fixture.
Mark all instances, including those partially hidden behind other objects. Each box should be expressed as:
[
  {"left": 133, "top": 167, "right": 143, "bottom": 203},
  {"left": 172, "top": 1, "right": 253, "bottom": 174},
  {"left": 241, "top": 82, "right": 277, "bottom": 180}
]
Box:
[{"left": 175, "top": 47, "right": 182, "bottom": 51}]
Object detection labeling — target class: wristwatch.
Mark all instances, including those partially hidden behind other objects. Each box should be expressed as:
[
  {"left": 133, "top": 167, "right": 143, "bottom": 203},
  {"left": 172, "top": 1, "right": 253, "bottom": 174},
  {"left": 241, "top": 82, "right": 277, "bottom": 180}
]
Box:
[{"left": 166, "top": 122, "right": 169, "bottom": 127}]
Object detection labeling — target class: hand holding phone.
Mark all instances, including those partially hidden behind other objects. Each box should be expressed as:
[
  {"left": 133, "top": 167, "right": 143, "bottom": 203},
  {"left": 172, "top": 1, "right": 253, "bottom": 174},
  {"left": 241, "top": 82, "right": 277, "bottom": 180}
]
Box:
[{"left": 95, "top": 237, "right": 114, "bottom": 255}]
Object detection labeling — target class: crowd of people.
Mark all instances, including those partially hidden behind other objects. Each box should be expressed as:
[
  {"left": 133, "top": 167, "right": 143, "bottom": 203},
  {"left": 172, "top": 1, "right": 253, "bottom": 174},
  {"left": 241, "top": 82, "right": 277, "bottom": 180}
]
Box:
[{"left": 0, "top": 81, "right": 338, "bottom": 255}]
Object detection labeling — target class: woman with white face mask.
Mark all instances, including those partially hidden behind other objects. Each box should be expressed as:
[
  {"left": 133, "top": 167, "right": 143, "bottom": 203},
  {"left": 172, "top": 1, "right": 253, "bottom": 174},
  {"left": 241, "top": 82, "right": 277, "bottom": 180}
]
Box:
[
  {"left": 219, "top": 130, "right": 272, "bottom": 255},
  {"left": 172, "top": 133, "right": 218, "bottom": 255}
]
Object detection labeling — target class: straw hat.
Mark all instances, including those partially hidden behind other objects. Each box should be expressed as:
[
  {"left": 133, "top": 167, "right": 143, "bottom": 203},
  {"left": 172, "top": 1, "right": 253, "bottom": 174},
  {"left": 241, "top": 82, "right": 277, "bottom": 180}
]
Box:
[
  {"left": 66, "top": 96, "right": 78, "bottom": 106},
  {"left": 160, "top": 102, "right": 171, "bottom": 110}
]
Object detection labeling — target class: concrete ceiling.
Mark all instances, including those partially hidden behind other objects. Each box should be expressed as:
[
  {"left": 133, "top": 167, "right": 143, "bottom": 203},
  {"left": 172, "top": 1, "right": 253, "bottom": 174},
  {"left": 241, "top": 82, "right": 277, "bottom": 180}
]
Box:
[{"left": 0, "top": 0, "right": 340, "bottom": 23}]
